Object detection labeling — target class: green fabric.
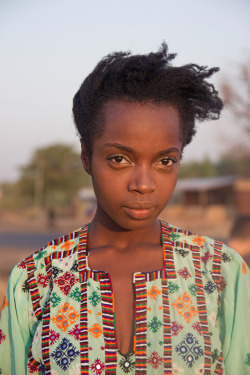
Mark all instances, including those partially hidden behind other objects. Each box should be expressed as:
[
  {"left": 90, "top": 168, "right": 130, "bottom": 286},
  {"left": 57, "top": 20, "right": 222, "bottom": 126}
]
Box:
[{"left": 0, "top": 223, "right": 249, "bottom": 374}]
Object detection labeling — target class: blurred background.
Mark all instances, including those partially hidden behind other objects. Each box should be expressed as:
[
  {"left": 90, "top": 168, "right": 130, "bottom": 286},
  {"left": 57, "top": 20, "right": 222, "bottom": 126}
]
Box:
[{"left": 1, "top": 0, "right": 250, "bottom": 306}]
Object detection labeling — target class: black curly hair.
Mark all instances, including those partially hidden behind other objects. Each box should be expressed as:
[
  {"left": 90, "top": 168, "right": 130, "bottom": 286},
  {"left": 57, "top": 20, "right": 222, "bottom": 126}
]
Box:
[{"left": 73, "top": 42, "right": 223, "bottom": 158}]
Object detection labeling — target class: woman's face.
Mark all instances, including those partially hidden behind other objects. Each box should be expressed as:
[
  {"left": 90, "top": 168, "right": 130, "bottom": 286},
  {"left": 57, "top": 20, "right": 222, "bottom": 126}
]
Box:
[{"left": 82, "top": 101, "right": 183, "bottom": 232}]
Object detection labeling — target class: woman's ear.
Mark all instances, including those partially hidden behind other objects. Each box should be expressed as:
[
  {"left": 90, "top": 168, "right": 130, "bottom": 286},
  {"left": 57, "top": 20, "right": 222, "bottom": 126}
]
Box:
[{"left": 80, "top": 141, "right": 91, "bottom": 175}]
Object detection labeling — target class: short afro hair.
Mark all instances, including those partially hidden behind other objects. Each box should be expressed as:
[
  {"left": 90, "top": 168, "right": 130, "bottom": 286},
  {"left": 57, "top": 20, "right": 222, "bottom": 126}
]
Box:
[{"left": 73, "top": 42, "right": 223, "bottom": 158}]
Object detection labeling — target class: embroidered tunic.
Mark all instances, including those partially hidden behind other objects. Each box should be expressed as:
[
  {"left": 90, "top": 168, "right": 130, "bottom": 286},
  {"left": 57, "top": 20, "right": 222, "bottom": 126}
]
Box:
[{"left": 0, "top": 222, "right": 250, "bottom": 374}]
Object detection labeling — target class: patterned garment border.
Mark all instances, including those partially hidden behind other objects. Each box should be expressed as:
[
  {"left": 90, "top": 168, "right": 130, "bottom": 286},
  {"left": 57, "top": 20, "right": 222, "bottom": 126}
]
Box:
[
  {"left": 212, "top": 241, "right": 223, "bottom": 308},
  {"left": 78, "top": 225, "right": 89, "bottom": 375},
  {"left": 27, "top": 345, "right": 42, "bottom": 373},
  {"left": 214, "top": 351, "right": 224, "bottom": 374},
  {"left": 26, "top": 255, "right": 43, "bottom": 320},
  {"left": 191, "top": 245, "right": 212, "bottom": 374},
  {"left": 162, "top": 279, "right": 172, "bottom": 374},
  {"left": 134, "top": 274, "right": 148, "bottom": 375},
  {"left": 99, "top": 273, "right": 117, "bottom": 374},
  {"left": 32, "top": 229, "right": 81, "bottom": 256},
  {"left": 40, "top": 255, "right": 54, "bottom": 374},
  {"left": 161, "top": 222, "right": 177, "bottom": 280}
]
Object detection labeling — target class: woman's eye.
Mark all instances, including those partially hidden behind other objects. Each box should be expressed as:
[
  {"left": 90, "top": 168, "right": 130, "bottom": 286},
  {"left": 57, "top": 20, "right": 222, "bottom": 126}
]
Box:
[
  {"left": 108, "top": 155, "right": 130, "bottom": 164},
  {"left": 157, "top": 158, "right": 176, "bottom": 167}
]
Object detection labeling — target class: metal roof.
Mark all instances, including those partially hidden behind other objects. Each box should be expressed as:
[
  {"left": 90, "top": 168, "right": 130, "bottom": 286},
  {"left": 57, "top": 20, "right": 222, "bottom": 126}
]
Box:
[{"left": 176, "top": 176, "right": 235, "bottom": 192}]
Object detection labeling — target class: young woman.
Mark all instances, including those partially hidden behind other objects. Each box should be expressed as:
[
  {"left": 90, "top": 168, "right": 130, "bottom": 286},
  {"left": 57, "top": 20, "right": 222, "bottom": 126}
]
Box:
[{"left": 0, "top": 43, "right": 249, "bottom": 375}]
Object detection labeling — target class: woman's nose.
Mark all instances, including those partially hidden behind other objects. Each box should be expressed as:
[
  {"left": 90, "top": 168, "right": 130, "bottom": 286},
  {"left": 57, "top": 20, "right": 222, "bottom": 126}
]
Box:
[{"left": 127, "top": 166, "right": 155, "bottom": 194}]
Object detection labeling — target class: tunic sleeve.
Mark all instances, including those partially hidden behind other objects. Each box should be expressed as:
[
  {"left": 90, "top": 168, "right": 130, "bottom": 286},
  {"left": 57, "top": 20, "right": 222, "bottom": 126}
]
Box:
[
  {"left": 217, "top": 246, "right": 250, "bottom": 374},
  {"left": 0, "top": 264, "right": 39, "bottom": 375}
]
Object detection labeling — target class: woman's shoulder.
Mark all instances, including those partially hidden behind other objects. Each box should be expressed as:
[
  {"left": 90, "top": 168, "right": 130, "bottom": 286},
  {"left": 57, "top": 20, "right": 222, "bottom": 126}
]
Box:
[
  {"left": 167, "top": 222, "right": 245, "bottom": 267},
  {"left": 10, "top": 225, "right": 86, "bottom": 280}
]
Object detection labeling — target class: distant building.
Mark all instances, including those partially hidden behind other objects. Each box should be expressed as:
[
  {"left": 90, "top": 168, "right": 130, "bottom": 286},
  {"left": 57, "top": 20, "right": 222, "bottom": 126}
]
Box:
[{"left": 175, "top": 176, "right": 250, "bottom": 215}]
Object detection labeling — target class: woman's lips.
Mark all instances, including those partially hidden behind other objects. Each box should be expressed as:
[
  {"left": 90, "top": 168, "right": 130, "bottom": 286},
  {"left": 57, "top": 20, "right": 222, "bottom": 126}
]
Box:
[{"left": 123, "top": 205, "right": 154, "bottom": 220}]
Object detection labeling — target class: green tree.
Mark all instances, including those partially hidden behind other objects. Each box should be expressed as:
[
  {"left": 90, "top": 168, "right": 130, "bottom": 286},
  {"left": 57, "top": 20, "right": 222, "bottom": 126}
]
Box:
[
  {"left": 179, "top": 157, "right": 217, "bottom": 178},
  {"left": 17, "top": 144, "right": 91, "bottom": 208}
]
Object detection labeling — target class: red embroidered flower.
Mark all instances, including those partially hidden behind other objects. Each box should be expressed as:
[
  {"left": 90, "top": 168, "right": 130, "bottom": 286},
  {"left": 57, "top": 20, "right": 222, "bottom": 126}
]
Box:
[
  {"left": 27, "top": 362, "right": 40, "bottom": 373},
  {"left": 90, "top": 358, "right": 105, "bottom": 374},
  {"left": 219, "top": 276, "right": 227, "bottom": 291},
  {"left": 201, "top": 251, "right": 212, "bottom": 264},
  {"left": 17, "top": 260, "right": 26, "bottom": 269},
  {"left": 192, "top": 321, "right": 203, "bottom": 336},
  {"left": 49, "top": 329, "right": 60, "bottom": 345},
  {"left": 171, "top": 321, "right": 183, "bottom": 336},
  {"left": 37, "top": 273, "right": 48, "bottom": 288},
  {"left": 54, "top": 272, "right": 78, "bottom": 295},
  {"left": 0, "top": 329, "right": 6, "bottom": 344},
  {"left": 69, "top": 324, "right": 80, "bottom": 340},
  {"left": 178, "top": 267, "right": 191, "bottom": 280},
  {"left": 147, "top": 351, "right": 163, "bottom": 369}
]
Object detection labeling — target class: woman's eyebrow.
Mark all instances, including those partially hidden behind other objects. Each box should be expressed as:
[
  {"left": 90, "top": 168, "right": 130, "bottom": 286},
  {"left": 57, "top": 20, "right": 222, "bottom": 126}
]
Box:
[
  {"left": 104, "top": 143, "right": 181, "bottom": 156},
  {"left": 104, "top": 143, "right": 134, "bottom": 153},
  {"left": 157, "top": 147, "right": 181, "bottom": 156}
]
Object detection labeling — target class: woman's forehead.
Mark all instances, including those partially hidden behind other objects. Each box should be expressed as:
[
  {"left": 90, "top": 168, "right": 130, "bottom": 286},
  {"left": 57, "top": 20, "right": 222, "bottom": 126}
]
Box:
[{"left": 93, "top": 100, "right": 182, "bottom": 153}]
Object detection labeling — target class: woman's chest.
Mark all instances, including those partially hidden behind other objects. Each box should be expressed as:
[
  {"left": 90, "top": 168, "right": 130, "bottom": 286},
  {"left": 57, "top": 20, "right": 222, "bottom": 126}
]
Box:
[{"left": 29, "top": 263, "right": 224, "bottom": 375}]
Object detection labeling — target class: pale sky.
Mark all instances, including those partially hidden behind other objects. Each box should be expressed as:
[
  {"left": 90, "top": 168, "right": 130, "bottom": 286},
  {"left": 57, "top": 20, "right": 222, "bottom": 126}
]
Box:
[{"left": 0, "top": 0, "right": 249, "bottom": 182}]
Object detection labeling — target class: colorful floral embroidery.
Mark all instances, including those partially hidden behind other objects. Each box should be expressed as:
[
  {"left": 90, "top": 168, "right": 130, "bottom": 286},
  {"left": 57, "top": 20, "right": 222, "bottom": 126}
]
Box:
[
  {"left": 119, "top": 355, "right": 135, "bottom": 373},
  {"left": 51, "top": 292, "right": 61, "bottom": 308},
  {"left": 89, "top": 323, "right": 103, "bottom": 339},
  {"left": 35, "top": 249, "right": 47, "bottom": 260},
  {"left": 0, "top": 329, "right": 6, "bottom": 344},
  {"left": 204, "top": 281, "right": 217, "bottom": 294},
  {"left": 201, "top": 251, "right": 212, "bottom": 264},
  {"left": 17, "top": 260, "right": 26, "bottom": 269},
  {"left": 211, "top": 349, "right": 219, "bottom": 364},
  {"left": 21, "top": 278, "right": 29, "bottom": 293},
  {"left": 88, "top": 290, "right": 101, "bottom": 307},
  {"left": 68, "top": 324, "right": 80, "bottom": 340},
  {"left": 192, "top": 236, "right": 205, "bottom": 246},
  {"left": 49, "top": 329, "right": 60, "bottom": 345},
  {"left": 218, "top": 276, "right": 227, "bottom": 291},
  {"left": 51, "top": 302, "right": 79, "bottom": 332},
  {"left": 61, "top": 240, "right": 75, "bottom": 250},
  {"left": 27, "top": 362, "right": 40, "bottom": 373},
  {"left": 170, "top": 232, "right": 181, "bottom": 242},
  {"left": 57, "top": 256, "right": 74, "bottom": 270},
  {"left": 147, "top": 316, "right": 163, "bottom": 333},
  {"left": 52, "top": 266, "right": 63, "bottom": 278},
  {"left": 70, "top": 260, "right": 78, "bottom": 273},
  {"left": 188, "top": 283, "right": 197, "bottom": 296},
  {"left": 70, "top": 287, "right": 81, "bottom": 302},
  {"left": 148, "top": 285, "right": 161, "bottom": 300},
  {"left": 51, "top": 338, "right": 79, "bottom": 370},
  {"left": 242, "top": 261, "right": 247, "bottom": 275},
  {"left": 54, "top": 272, "right": 78, "bottom": 295},
  {"left": 147, "top": 351, "right": 163, "bottom": 369},
  {"left": 222, "top": 252, "right": 231, "bottom": 263},
  {"left": 175, "top": 333, "right": 203, "bottom": 368},
  {"left": 171, "top": 321, "right": 184, "bottom": 336},
  {"left": 192, "top": 322, "right": 202, "bottom": 336},
  {"left": 37, "top": 273, "right": 48, "bottom": 288},
  {"left": 2, "top": 295, "right": 9, "bottom": 310},
  {"left": 168, "top": 281, "right": 180, "bottom": 294},
  {"left": 90, "top": 358, "right": 105, "bottom": 374},
  {"left": 178, "top": 267, "right": 191, "bottom": 280},
  {"left": 245, "top": 353, "right": 250, "bottom": 366},
  {"left": 172, "top": 292, "right": 198, "bottom": 323},
  {"left": 175, "top": 248, "right": 189, "bottom": 257}
]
